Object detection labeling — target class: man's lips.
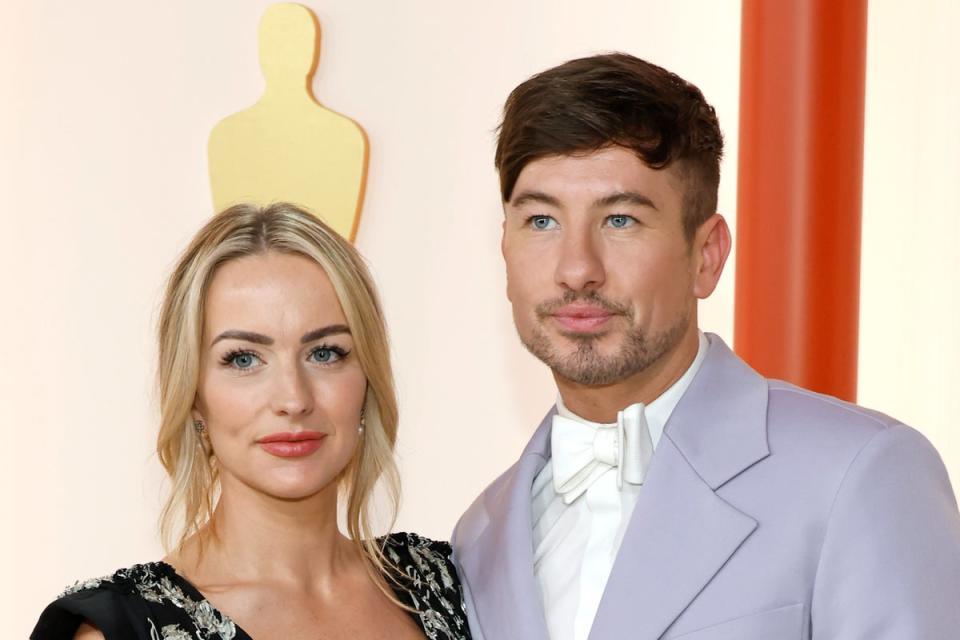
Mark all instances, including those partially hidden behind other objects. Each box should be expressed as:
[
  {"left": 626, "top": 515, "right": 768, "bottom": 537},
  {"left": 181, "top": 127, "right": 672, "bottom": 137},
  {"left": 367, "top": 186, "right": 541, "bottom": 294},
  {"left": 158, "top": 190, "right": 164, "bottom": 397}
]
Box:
[
  {"left": 550, "top": 304, "right": 615, "bottom": 333},
  {"left": 257, "top": 431, "right": 326, "bottom": 458}
]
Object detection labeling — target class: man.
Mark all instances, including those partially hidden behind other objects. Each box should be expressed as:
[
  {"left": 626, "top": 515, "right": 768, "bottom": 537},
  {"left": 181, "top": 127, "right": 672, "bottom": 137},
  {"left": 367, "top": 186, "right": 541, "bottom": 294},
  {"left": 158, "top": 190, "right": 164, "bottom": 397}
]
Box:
[{"left": 451, "top": 53, "right": 960, "bottom": 639}]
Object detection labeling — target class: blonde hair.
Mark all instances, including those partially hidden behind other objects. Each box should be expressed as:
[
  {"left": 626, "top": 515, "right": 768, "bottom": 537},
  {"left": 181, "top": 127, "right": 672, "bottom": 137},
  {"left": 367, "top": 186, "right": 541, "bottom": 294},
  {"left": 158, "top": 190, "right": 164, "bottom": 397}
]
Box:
[{"left": 156, "top": 202, "right": 401, "bottom": 592}]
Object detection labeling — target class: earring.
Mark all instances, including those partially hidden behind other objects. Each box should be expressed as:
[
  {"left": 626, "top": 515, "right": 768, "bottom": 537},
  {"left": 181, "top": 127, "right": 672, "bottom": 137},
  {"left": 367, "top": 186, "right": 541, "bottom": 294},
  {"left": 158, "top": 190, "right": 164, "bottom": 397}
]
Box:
[
  {"left": 358, "top": 408, "right": 366, "bottom": 436},
  {"left": 194, "top": 420, "right": 206, "bottom": 434}
]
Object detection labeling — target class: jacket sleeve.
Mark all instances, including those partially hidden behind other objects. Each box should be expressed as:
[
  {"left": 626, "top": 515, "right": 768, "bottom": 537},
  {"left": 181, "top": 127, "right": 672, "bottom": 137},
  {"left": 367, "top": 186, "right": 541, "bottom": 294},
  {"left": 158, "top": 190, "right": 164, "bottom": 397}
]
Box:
[{"left": 811, "top": 423, "right": 960, "bottom": 638}]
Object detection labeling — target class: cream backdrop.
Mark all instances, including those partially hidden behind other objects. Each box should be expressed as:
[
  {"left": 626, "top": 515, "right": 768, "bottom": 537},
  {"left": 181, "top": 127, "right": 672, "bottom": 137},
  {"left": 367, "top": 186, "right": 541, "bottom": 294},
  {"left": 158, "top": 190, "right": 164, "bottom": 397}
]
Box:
[{"left": 1, "top": 0, "right": 957, "bottom": 635}]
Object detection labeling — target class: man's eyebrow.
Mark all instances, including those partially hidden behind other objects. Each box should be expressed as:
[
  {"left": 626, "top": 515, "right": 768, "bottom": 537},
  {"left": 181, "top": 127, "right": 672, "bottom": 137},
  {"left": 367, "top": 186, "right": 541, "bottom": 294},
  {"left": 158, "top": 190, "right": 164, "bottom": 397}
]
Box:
[
  {"left": 594, "top": 191, "right": 659, "bottom": 211},
  {"left": 300, "top": 325, "right": 350, "bottom": 344},
  {"left": 510, "top": 190, "right": 562, "bottom": 208},
  {"left": 211, "top": 330, "right": 273, "bottom": 346}
]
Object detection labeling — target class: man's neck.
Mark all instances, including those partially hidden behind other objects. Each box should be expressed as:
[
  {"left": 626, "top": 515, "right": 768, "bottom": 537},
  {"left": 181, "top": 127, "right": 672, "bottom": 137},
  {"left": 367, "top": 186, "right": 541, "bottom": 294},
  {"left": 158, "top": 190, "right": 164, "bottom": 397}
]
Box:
[{"left": 556, "top": 326, "right": 702, "bottom": 423}]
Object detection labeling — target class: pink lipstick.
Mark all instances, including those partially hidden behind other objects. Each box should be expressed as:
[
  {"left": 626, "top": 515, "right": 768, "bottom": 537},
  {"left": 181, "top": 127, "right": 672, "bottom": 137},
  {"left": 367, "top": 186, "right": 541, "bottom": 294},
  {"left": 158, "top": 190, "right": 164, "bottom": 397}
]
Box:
[{"left": 257, "top": 431, "right": 326, "bottom": 458}]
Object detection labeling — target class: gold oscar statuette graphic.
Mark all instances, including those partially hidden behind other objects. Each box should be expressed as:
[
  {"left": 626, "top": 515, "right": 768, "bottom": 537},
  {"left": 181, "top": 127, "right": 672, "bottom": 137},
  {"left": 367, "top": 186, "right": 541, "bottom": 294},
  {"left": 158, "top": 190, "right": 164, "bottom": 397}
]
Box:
[{"left": 208, "top": 3, "right": 368, "bottom": 241}]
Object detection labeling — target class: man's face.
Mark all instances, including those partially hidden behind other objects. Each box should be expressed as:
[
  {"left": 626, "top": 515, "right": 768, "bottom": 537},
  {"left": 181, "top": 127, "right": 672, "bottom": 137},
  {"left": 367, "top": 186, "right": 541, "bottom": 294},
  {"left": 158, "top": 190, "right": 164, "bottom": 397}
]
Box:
[{"left": 502, "top": 145, "right": 700, "bottom": 386}]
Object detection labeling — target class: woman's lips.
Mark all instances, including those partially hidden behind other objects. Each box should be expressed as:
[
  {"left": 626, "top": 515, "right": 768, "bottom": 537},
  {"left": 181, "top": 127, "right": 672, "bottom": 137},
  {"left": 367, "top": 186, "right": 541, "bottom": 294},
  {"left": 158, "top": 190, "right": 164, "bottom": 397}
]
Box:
[
  {"left": 257, "top": 431, "right": 326, "bottom": 458},
  {"left": 551, "top": 304, "right": 614, "bottom": 333}
]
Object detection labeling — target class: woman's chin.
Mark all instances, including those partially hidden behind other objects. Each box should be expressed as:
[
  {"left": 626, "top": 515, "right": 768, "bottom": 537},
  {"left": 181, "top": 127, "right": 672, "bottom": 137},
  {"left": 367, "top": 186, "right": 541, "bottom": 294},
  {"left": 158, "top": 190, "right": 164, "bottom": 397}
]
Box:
[{"left": 242, "top": 470, "right": 340, "bottom": 503}]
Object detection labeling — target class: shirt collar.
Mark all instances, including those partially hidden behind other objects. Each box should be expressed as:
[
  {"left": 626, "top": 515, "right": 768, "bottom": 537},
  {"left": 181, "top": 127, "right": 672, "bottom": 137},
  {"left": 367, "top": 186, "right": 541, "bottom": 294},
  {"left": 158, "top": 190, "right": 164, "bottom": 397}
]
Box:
[{"left": 555, "top": 330, "right": 709, "bottom": 449}]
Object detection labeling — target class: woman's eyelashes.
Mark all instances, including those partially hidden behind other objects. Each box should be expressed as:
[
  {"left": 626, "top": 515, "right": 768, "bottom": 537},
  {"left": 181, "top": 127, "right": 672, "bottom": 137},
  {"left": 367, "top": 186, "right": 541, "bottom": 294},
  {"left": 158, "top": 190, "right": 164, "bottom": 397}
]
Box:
[
  {"left": 218, "top": 345, "right": 350, "bottom": 373},
  {"left": 220, "top": 349, "right": 264, "bottom": 371},
  {"left": 307, "top": 344, "right": 349, "bottom": 365}
]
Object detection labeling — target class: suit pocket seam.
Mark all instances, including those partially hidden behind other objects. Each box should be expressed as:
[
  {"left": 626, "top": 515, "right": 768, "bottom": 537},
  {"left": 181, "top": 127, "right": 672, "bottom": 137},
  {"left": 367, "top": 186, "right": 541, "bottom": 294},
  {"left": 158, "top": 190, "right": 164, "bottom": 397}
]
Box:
[{"left": 668, "top": 602, "right": 804, "bottom": 639}]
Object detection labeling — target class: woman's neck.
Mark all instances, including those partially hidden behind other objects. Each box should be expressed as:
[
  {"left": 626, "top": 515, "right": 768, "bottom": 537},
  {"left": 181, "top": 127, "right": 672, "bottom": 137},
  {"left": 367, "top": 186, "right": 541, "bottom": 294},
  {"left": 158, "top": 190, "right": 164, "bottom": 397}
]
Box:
[{"left": 169, "top": 476, "right": 359, "bottom": 594}]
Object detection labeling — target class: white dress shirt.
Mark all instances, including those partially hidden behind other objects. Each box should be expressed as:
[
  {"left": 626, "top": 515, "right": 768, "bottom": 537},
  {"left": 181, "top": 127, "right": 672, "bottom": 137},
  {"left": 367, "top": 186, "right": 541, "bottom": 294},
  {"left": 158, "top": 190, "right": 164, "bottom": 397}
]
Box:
[{"left": 531, "top": 332, "right": 709, "bottom": 640}]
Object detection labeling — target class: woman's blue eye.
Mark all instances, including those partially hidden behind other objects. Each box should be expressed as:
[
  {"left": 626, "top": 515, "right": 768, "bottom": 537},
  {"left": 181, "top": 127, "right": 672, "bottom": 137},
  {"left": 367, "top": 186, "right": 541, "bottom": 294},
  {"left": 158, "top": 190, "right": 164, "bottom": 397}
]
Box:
[
  {"left": 529, "top": 215, "right": 557, "bottom": 230},
  {"left": 310, "top": 347, "right": 342, "bottom": 364},
  {"left": 607, "top": 215, "right": 634, "bottom": 228},
  {"left": 229, "top": 352, "right": 261, "bottom": 369}
]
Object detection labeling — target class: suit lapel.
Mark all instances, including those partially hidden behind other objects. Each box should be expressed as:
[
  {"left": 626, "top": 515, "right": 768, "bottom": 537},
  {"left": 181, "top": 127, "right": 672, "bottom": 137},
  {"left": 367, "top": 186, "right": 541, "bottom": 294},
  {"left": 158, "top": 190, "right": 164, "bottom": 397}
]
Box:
[
  {"left": 664, "top": 334, "right": 771, "bottom": 491},
  {"left": 588, "top": 438, "right": 758, "bottom": 640},
  {"left": 589, "top": 334, "right": 771, "bottom": 640},
  {"left": 458, "top": 411, "right": 554, "bottom": 640}
]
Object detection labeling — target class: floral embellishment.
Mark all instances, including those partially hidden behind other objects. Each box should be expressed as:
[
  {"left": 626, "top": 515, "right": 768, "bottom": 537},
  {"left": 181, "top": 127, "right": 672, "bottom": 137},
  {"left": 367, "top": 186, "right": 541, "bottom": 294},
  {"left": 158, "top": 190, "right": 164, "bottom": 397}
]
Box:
[
  {"left": 59, "top": 577, "right": 105, "bottom": 598},
  {"left": 62, "top": 563, "right": 236, "bottom": 639},
  {"left": 149, "top": 620, "right": 194, "bottom": 640},
  {"left": 381, "top": 532, "right": 471, "bottom": 639},
  {"left": 55, "top": 536, "right": 468, "bottom": 640}
]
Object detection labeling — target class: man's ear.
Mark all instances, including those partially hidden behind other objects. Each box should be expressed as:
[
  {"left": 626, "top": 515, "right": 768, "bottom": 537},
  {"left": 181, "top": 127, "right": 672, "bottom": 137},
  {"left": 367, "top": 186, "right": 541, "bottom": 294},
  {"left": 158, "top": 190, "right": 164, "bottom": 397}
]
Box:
[
  {"left": 501, "top": 216, "right": 512, "bottom": 302},
  {"left": 692, "top": 213, "right": 731, "bottom": 299},
  {"left": 501, "top": 217, "right": 507, "bottom": 258}
]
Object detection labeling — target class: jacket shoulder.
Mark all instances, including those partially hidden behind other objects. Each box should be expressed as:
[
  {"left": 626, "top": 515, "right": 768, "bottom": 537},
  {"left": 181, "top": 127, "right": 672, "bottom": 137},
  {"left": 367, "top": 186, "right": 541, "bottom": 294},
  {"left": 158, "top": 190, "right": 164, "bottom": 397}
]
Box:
[{"left": 766, "top": 379, "right": 900, "bottom": 448}]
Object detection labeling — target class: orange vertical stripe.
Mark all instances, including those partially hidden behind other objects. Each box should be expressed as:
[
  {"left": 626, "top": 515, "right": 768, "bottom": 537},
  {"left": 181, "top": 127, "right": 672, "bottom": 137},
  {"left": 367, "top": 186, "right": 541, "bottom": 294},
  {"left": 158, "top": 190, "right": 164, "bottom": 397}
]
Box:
[{"left": 735, "top": 0, "right": 868, "bottom": 401}]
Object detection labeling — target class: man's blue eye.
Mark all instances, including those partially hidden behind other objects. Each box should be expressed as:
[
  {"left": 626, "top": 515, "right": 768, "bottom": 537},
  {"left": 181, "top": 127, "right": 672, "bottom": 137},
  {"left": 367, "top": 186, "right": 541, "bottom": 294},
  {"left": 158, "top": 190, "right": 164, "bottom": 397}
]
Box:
[
  {"left": 530, "top": 216, "right": 557, "bottom": 230},
  {"left": 608, "top": 215, "right": 634, "bottom": 228}
]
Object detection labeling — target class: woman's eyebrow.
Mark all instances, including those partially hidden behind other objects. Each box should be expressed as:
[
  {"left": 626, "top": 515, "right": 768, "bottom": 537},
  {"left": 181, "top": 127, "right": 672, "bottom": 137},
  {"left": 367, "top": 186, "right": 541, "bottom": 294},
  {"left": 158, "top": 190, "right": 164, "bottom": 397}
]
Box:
[
  {"left": 211, "top": 330, "right": 273, "bottom": 346},
  {"left": 301, "top": 325, "right": 351, "bottom": 343},
  {"left": 210, "top": 325, "right": 351, "bottom": 347}
]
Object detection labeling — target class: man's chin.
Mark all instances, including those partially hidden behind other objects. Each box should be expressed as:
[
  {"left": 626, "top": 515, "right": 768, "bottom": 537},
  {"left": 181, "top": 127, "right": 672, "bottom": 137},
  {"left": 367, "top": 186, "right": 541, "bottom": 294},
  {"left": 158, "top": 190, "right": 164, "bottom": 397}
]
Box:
[
  {"left": 552, "top": 330, "right": 618, "bottom": 349},
  {"left": 522, "top": 326, "right": 634, "bottom": 376},
  {"left": 552, "top": 339, "right": 629, "bottom": 367},
  {"left": 548, "top": 356, "right": 634, "bottom": 387}
]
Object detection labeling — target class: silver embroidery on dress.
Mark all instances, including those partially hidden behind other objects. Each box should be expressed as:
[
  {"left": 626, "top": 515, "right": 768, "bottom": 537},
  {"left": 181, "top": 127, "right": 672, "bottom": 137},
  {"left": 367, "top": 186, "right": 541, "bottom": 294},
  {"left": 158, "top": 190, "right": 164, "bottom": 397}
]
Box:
[
  {"left": 383, "top": 533, "right": 469, "bottom": 639},
  {"left": 57, "top": 535, "right": 468, "bottom": 640},
  {"left": 63, "top": 564, "right": 237, "bottom": 640}
]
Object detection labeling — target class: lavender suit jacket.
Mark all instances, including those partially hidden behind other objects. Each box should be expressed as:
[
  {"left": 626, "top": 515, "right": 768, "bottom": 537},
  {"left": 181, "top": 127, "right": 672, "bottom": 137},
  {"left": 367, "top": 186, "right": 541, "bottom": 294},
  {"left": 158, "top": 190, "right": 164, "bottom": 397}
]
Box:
[{"left": 451, "top": 334, "right": 960, "bottom": 639}]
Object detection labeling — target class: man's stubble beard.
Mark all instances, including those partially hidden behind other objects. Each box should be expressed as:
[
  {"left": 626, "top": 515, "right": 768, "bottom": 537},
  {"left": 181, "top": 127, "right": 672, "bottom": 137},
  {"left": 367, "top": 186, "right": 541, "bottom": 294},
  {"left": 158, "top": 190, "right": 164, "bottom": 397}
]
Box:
[{"left": 520, "top": 307, "right": 691, "bottom": 387}]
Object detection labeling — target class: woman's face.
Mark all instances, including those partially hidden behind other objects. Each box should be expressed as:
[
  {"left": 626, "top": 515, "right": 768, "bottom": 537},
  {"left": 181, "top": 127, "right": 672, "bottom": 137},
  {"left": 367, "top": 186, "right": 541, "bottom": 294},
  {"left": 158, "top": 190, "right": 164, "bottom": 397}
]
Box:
[{"left": 193, "top": 251, "right": 367, "bottom": 501}]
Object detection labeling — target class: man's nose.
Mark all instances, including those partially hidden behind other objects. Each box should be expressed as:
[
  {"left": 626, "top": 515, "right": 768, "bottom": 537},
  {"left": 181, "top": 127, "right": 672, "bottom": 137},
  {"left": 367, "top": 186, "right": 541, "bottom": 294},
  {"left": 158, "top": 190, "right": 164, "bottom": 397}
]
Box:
[{"left": 554, "top": 228, "right": 605, "bottom": 292}]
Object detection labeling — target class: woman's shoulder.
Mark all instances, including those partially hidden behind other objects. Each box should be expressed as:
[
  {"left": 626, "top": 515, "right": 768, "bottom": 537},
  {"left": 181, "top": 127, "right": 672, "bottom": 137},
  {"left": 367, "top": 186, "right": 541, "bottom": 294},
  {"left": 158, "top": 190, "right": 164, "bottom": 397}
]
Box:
[
  {"left": 31, "top": 561, "right": 238, "bottom": 640},
  {"left": 380, "top": 532, "right": 458, "bottom": 586},
  {"left": 381, "top": 532, "right": 454, "bottom": 562},
  {"left": 379, "top": 533, "right": 471, "bottom": 639},
  {"left": 32, "top": 562, "right": 161, "bottom": 639},
  {"left": 55, "top": 561, "right": 166, "bottom": 598}
]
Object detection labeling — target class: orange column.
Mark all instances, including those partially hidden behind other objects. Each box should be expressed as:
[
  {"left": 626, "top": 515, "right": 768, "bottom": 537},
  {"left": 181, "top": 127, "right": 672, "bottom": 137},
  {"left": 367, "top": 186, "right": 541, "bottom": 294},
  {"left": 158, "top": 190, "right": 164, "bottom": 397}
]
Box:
[{"left": 734, "top": 0, "right": 868, "bottom": 401}]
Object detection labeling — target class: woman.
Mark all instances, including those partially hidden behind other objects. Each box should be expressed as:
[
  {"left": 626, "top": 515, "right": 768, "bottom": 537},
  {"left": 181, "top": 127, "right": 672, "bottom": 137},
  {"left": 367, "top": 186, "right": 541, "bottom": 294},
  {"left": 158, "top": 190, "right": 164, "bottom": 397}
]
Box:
[{"left": 32, "top": 203, "right": 471, "bottom": 640}]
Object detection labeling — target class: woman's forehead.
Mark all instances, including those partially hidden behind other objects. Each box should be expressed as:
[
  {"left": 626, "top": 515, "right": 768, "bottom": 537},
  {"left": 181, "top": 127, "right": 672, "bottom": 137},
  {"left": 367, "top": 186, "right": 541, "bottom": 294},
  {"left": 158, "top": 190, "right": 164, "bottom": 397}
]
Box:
[{"left": 204, "top": 253, "right": 348, "bottom": 338}]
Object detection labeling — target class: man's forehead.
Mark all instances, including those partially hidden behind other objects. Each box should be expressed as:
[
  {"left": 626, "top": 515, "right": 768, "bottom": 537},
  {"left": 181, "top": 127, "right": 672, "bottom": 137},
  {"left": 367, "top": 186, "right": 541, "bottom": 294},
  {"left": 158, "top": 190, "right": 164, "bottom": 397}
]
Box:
[{"left": 510, "top": 148, "right": 680, "bottom": 209}]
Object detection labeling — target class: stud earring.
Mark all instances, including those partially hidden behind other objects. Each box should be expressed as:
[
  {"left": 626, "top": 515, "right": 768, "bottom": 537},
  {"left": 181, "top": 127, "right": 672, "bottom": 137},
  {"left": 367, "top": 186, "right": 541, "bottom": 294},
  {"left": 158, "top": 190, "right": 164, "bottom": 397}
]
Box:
[{"left": 194, "top": 420, "right": 206, "bottom": 434}]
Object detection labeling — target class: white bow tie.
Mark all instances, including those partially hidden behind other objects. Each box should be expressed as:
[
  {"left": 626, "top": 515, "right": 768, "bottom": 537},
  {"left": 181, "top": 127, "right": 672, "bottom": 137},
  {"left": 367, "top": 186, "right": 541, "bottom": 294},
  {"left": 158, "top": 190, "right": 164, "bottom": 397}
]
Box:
[{"left": 551, "top": 403, "right": 654, "bottom": 505}]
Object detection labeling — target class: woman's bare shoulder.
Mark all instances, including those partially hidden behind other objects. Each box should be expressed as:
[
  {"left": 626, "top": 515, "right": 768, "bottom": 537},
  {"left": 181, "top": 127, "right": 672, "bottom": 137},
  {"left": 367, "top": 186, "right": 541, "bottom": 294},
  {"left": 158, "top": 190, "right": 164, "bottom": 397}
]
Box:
[{"left": 73, "top": 622, "right": 105, "bottom": 640}]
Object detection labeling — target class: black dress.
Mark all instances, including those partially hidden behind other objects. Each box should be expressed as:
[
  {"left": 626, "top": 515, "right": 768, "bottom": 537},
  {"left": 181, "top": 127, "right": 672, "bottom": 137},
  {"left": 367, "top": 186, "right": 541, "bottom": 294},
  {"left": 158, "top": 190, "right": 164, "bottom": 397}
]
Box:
[{"left": 32, "top": 533, "right": 471, "bottom": 640}]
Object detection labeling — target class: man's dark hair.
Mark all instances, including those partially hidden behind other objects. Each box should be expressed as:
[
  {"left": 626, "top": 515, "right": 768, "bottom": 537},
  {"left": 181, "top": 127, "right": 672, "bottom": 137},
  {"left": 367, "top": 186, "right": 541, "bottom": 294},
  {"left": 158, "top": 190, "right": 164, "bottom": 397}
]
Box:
[{"left": 495, "top": 53, "right": 723, "bottom": 242}]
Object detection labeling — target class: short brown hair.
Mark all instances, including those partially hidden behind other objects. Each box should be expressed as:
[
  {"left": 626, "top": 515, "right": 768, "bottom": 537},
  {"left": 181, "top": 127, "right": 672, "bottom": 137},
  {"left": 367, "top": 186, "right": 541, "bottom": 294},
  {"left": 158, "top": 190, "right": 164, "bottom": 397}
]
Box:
[{"left": 495, "top": 53, "right": 723, "bottom": 241}]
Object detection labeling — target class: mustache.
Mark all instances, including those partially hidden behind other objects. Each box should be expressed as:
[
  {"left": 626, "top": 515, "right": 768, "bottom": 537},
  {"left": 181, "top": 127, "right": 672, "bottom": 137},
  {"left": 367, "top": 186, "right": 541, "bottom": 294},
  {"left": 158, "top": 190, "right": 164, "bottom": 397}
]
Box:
[{"left": 535, "top": 290, "right": 633, "bottom": 319}]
